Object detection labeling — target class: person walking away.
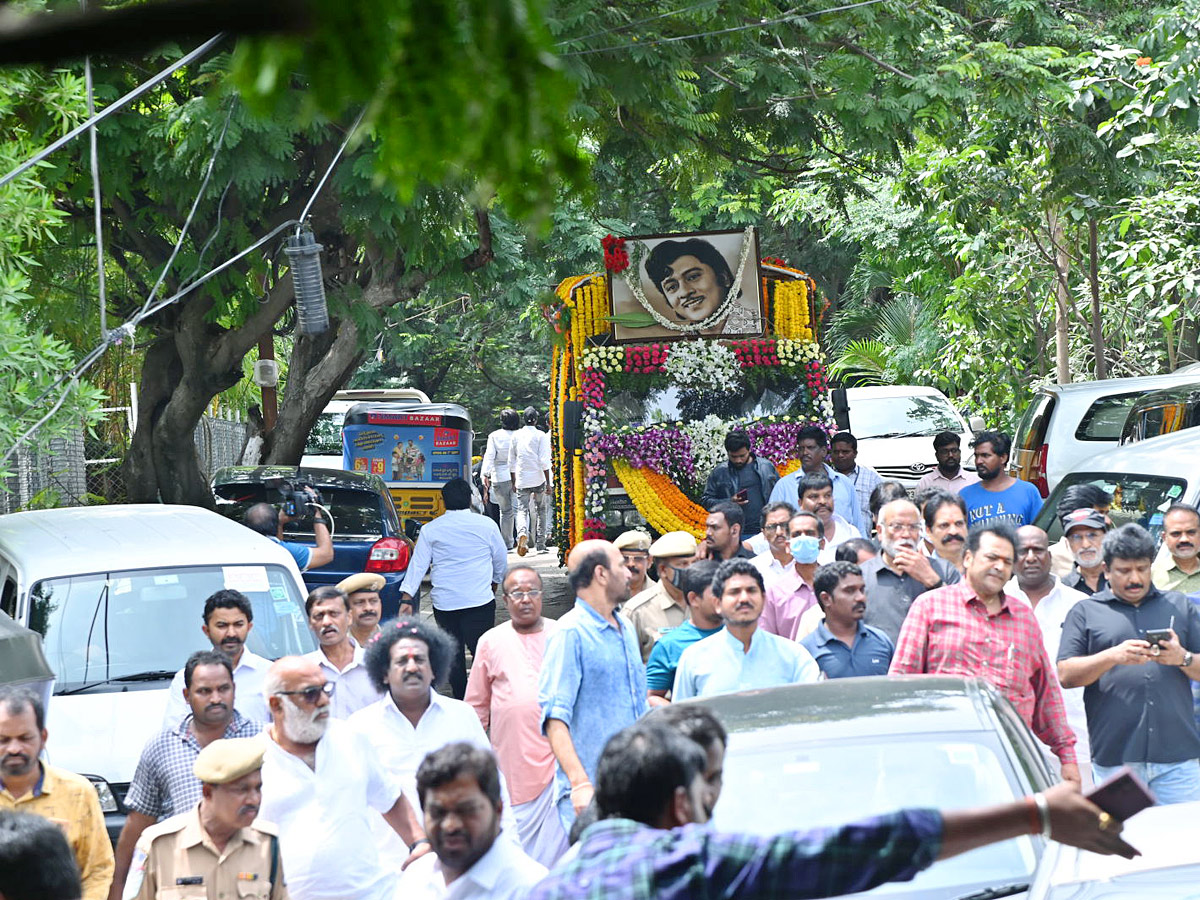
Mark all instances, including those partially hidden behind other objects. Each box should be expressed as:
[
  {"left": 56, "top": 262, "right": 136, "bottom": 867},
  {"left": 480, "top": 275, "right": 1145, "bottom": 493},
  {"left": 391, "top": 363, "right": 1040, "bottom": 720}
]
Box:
[
  {"left": 481, "top": 409, "right": 520, "bottom": 550},
  {"left": 398, "top": 477, "right": 508, "bottom": 699},
  {"left": 509, "top": 407, "right": 552, "bottom": 555}
]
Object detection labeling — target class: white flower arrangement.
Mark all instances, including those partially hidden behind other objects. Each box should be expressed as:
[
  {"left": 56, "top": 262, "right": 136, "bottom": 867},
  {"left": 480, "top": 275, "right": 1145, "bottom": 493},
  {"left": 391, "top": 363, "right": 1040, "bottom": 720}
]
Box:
[
  {"left": 679, "top": 415, "right": 729, "bottom": 483},
  {"left": 581, "top": 345, "right": 623, "bottom": 373},
  {"left": 663, "top": 341, "right": 741, "bottom": 394},
  {"left": 777, "top": 339, "right": 820, "bottom": 368}
]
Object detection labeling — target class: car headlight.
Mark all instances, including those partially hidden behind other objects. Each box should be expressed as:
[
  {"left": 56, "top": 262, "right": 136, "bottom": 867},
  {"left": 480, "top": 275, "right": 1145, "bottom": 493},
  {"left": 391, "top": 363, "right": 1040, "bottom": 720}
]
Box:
[
  {"left": 86, "top": 775, "right": 119, "bottom": 813},
  {"left": 603, "top": 509, "right": 624, "bottom": 528},
  {"left": 623, "top": 509, "right": 647, "bottom": 527}
]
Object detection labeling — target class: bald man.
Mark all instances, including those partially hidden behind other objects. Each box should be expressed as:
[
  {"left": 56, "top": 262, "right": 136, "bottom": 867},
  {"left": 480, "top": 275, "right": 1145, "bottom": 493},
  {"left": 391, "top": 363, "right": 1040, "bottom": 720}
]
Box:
[
  {"left": 537, "top": 540, "right": 648, "bottom": 831},
  {"left": 257, "top": 658, "right": 428, "bottom": 900}
]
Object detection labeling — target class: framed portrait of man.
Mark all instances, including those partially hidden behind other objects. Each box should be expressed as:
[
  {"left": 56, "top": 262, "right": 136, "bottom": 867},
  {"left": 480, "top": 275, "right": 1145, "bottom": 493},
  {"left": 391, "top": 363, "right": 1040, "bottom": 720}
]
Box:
[{"left": 606, "top": 228, "right": 765, "bottom": 343}]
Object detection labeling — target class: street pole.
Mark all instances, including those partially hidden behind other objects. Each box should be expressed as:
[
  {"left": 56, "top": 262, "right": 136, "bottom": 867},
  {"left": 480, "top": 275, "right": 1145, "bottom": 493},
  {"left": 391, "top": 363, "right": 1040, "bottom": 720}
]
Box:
[{"left": 258, "top": 334, "right": 278, "bottom": 431}]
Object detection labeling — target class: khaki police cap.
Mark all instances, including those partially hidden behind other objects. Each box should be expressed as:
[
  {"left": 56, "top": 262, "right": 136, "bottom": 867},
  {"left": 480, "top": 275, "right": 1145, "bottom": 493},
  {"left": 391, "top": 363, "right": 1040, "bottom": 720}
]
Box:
[
  {"left": 337, "top": 572, "right": 386, "bottom": 595},
  {"left": 613, "top": 530, "right": 652, "bottom": 552},
  {"left": 193, "top": 738, "right": 265, "bottom": 785},
  {"left": 650, "top": 531, "right": 698, "bottom": 559}
]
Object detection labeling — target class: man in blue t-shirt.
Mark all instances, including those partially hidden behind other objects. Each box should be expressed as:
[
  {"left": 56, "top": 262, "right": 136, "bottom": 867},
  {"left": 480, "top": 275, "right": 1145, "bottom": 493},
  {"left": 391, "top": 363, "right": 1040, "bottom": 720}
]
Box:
[
  {"left": 646, "top": 560, "right": 722, "bottom": 704},
  {"left": 960, "top": 431, "right": 1044, "bottom": 529},
  {"left": 243, "top": 500, "right": 334, "bottom": 571}
]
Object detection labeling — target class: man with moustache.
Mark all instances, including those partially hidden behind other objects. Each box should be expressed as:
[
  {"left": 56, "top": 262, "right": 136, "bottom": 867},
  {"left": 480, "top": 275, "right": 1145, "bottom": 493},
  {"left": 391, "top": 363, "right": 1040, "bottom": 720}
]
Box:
[
  {"left": 301, "top": 585, "right": 383, "bottom": 718},
  {"left": 1006, "top": 525, "right": 1092, "bottom": 785},
  {"left": 749, "top": 501, "right": 799, "bottom": 583},
  {"left": 123, "top": 739, "right": 287, "bottom": 900},
  {"left": 1152, "top": 503, "right": 1200, "bottom": 595},
  {"left": 339, "top": 573, "right": 386, "bottom": 646},
  {"left": 626, "top": 531, "right": 698, "bottom": 662},
  {"left": 703, "top": 502, "right": 754, "bottom": 562},
  {"left": 163, "top": 590, "right": 272, "bottom": 729},
  {"left": 915, "top": 432, "right": 979, "bottom": 494},
  {"left": 0, "top": 686, "right": 112, "bottom": 900},
  {"left": 350, "top": 618, "right": 519, "bottom": 872},
  {"left": 538, "top": 540, "right": 646, "bottom": 831},
  {"left": 646, "top": 560, "right": 724, "bottom": 705},
  {"left": 829, "top": 432, "right": 882, "bottom": 531},
  {"left": 862, "top": 499, "right": 961, "bottom": 644},
  {"left": 922, "top": 490, "right": 969, "bottom": 574},
  {"left": 700, "top": 430, "right": 779, "bottom": 538},
  {"left": 672, "top": 559, "right": 819, "bottom": 700},
  {"left": 1061, "top": 508, "right": 1110, "bottom": 596},
  {"left": 802, "top": 562, "right": 893, "bottom": 678},
  {"left": 760, "top": 512, "right": 822, "bottom": 640},
  {"left": 1050, "top": 485, "right": 1112, "bottom": 578},
  {"left": 258, "top": 657, "right": 428, "bottom": 900},
  {"left": 797, "top": 472, "right": 860, "bottom": 563},
  {"left": 891, "top": 523, "right": 1080, "bottom": 784},
  {"left": 465, "top": 567, "right": 566, "bottom": 865},
  {"left": 770, "top": 425, "right": 865, "bottom": 534},
  {"left": 613, "top": 531, "right": 653, "bottom": 597},
  {"left": 1059, "top": 523, "right": 1200, "bottom": 803},
  {"left": 111, "top": 652, "right": 262, "bottom": 900},
  {"left": 959, "top": 432, "right": 1043, "bottom": 529},
  {"left": 398, "top": 744, "right": 546, "bottom": 900}
]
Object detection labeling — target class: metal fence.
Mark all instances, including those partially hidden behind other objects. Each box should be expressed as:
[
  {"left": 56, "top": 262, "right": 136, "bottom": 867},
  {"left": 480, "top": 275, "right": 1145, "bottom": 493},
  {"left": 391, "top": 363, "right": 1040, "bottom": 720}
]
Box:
[{"left": 0, "top": 412, "right": 253, "bottom": 514}]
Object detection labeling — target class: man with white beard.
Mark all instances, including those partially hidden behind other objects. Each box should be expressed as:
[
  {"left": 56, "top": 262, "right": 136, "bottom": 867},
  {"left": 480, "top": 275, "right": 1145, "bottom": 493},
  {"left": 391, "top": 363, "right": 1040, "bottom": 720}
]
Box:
[
  {"left": 257, "top": 657, "right": 430, "bottom": 900},
  {"left": 861, "top": 499, "right": 963, "bottom": 644}
]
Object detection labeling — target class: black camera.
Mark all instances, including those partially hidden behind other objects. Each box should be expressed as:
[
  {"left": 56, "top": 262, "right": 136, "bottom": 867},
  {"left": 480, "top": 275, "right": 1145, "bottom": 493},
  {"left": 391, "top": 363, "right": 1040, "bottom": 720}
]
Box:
[{"left": 273, "top": 480, "right": 323, "bottom": 518}]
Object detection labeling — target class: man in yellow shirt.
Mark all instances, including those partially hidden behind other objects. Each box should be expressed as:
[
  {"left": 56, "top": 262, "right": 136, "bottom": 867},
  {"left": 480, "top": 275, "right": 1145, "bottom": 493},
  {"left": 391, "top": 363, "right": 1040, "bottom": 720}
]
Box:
[{"left": 0, "top": 685, "right": 114, "bottom": 900}]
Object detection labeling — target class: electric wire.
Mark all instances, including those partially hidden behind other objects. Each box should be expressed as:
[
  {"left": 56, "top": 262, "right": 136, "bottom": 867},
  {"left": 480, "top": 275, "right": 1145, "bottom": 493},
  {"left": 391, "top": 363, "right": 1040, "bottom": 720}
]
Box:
[
  {"left": 83, "top": 47, "right": 108, "bottom": 336},
  {"left": 560, "top": 0, "right": 893, "bottom": 56},
  {"left": 296, "top": 107, "right": 366, "bottom": 232},
  {"left": 0, "top": 33, "right": 226, "bottom": 191},
  {"left": 556, "top": 0, "right": 724, "bottom": 47}
]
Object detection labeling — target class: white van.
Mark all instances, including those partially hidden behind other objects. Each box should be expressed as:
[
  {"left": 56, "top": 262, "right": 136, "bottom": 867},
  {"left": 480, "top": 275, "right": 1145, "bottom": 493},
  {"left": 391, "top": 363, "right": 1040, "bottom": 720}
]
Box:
[
  {"left": 300, "top": 388, "right": 431, "bottom": 469},
  {"left": 844, "top": 385, "right": 981, "bottom": 489},
  {"left": 0, "top": 504, "right": 317, "bottom": 837}
]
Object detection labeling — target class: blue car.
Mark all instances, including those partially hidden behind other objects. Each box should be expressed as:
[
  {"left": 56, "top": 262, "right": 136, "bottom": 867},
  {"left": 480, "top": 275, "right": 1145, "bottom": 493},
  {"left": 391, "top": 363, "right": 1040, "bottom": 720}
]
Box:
[{"left": 212, "top": 466, "right": 413, "bottom": 619}]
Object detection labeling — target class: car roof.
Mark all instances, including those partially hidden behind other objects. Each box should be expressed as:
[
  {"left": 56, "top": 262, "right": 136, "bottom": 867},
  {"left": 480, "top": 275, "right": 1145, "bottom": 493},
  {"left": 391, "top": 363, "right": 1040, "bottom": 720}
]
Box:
[
  {"left": 693, "top": 675, "right": 1000, "bottom": 740},
  {"left": 845, "top": 385, "right": 945, "bottom": 399},
  {"left": 1070, "top": 426, "right": 1200, "bottom": 476},
  {"left": 211, "top": 465, "right": 388, "bottom": 492},
  {"left": 1040, "top": 371, "right": 1200, "bottom": 397},
  {"left": 0, "top": 504, "right": 297, "bottom": 578}
]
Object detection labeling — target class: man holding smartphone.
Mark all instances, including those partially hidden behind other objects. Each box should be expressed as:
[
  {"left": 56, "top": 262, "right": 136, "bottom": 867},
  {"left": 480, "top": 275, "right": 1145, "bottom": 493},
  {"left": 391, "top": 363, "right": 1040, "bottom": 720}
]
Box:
[
  {"left": 1058, "top": 523, "right": 1200, "bottom": 803},
  {"left": 700, "top": 430, "right": 778, "bottom": 538}
]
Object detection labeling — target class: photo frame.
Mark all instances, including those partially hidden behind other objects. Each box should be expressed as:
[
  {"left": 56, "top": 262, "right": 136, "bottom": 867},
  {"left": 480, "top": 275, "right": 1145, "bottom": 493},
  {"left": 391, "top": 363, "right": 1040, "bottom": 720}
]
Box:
[{"left": 606, "top": 228, "right": 765, "bottom": 343}]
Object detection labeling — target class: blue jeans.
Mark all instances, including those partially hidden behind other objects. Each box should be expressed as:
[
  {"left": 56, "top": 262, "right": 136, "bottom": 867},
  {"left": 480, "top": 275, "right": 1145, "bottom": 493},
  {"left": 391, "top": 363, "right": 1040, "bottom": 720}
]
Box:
[{"left": 1092, "top": 759, "right": 1200, "bottom": 805}]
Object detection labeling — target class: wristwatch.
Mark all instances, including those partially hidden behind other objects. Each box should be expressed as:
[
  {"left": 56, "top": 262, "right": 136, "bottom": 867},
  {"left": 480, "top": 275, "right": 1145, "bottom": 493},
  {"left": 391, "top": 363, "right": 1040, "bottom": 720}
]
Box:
[{"left": 1181, "top": 651, "right": 1194, "bottom": 668}]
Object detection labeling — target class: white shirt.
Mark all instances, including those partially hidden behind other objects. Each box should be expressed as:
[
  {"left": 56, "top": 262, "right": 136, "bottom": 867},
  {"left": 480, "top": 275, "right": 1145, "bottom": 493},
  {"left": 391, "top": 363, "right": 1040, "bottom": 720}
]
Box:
[
  {"left": 507, "top": 425, "right": 551, "bottom": 490},
  {"left": 1005, "top": 576, "right": 1092, "bottom": 770},
  {"left": 162, "top": 648, "right": 272, "bottom": 730},
  {"left": 258, "top": 719, "right": 403, "bottom": 900},
  {"left": 481, "top": 429, "right": 515, "bottom": 483},
  {"left": 396, "top": 831, "right": 547, "bottom": 900},
  {"left": 817, "top": 514, "right": 861, "bottom": 564},
  {"left": 745, "top": 533, "right": 770, "bottom": 557},
  {"left": 750, "top": 550, "right": 788, "bottom": 585},
  {"left": 349, "top": 691, "right": 519, "bottom": 872},
  {"left": 399, "top": 509, "right": 508, "bottom": 611},
  {"left": 302, "top": 643, "right": 384, "bottom": 719}
]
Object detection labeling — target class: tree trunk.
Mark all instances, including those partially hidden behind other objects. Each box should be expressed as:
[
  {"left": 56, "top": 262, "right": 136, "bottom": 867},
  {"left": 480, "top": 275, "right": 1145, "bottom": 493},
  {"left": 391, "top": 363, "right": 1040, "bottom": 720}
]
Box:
[
  {"left": 1048, "top": 210, "right": 1072, "bottom": 384},
  {"left": 1087, "top": 217, "right": 1108, "bottom": 379}
]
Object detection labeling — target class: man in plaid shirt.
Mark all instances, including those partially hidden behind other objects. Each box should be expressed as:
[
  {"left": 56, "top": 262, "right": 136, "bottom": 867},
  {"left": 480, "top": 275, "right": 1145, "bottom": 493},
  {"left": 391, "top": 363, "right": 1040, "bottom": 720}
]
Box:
[{"left": 889, "top": 522, "right": 1081, "bottom": 784}]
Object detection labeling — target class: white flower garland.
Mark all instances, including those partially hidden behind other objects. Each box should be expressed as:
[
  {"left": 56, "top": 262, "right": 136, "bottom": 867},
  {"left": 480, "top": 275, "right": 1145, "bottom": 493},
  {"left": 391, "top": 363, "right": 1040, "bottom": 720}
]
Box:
[
  {"left": 663, "top": 341, "right": 741, "bottom": 394},
  {"left": 623, "top": 227, "right": 755, "bottom": 333}
]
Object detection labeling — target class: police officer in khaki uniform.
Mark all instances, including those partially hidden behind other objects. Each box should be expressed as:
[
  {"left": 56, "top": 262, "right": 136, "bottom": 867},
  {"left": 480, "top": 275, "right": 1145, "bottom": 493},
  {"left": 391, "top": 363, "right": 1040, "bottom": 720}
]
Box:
[
  {"left": 123, "top": 738, "right": 287, "bottom": 900},
  {"left": 337, "top": 572, "right": 386, "bottom": 647},
  {"left": 623, "top": 531, "right": 697, "bottom": 662},
  {"left": 613, "top": 529, "right": 652, "bottom": 596}
]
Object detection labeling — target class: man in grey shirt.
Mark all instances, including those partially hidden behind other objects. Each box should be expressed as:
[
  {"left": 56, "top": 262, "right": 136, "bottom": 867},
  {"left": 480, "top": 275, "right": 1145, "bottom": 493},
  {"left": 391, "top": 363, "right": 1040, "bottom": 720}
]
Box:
[{"left": 862, "top": 499, "right": 961, "bottom": 643}]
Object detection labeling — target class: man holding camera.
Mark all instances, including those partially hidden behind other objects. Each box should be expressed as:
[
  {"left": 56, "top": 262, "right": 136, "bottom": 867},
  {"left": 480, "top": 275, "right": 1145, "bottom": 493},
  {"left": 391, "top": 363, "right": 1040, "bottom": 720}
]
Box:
[{"left": 244, "top": 486, "right": 334, "bottom": 572}]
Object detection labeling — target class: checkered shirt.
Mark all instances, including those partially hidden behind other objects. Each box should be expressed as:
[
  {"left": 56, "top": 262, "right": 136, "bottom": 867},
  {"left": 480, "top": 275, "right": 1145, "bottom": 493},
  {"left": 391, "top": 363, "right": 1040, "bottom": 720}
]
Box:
[
  {"left": 890, "top": 582, "right": 1077, "bottom": 765},
  {"left": 527, "top": 812, "right": 942, "bottom": 900},
  {"left": 847, "top": 465, "right": 882, "bottom": 530},
  {"left": 124, "top": 711, "right": 262, "bottom": 818}
]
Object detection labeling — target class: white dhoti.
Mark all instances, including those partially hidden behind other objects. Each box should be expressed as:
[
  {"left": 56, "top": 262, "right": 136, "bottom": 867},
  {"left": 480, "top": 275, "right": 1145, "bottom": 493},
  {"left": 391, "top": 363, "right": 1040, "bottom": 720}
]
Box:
[{"left": 513, "top": 779, "right": 569, "bottom": 867}]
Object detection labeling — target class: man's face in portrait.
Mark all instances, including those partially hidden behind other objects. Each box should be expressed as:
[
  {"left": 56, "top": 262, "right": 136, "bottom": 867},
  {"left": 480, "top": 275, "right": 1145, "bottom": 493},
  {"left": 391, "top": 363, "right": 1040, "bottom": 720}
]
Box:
[{"left": 658, "top": 254, "right": 729, "bottom": 323}]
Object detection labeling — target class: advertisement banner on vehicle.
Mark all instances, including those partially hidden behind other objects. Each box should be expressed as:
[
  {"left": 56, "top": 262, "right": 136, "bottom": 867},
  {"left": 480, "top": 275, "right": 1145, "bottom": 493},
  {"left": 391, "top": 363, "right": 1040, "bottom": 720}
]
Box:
[{"left": 343, "top": 420, "right": 470, "bottom": 486}]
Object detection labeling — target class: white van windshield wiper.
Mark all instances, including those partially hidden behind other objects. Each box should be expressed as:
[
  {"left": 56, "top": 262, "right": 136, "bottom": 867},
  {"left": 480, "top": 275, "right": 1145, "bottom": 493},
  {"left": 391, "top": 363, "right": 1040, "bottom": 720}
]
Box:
[
  {"left": 56, "top": 670, "right": 176, "bottom": 696},
  {"left": 952, "top": 883, "right": 1030, "bottom": 900}
]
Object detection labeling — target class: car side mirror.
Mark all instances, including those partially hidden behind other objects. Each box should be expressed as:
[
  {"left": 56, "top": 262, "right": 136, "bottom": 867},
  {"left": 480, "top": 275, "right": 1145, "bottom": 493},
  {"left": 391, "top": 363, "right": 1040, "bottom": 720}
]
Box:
[{"left": 968, "top": 415, "right": 986, "bottom": 433}]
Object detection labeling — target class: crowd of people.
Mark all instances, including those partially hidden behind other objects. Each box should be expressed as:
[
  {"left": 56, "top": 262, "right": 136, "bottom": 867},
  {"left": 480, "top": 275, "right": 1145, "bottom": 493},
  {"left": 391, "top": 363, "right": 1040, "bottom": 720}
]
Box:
[{"left": 4, "top": 422, "right": 1198, "bottom": 899}]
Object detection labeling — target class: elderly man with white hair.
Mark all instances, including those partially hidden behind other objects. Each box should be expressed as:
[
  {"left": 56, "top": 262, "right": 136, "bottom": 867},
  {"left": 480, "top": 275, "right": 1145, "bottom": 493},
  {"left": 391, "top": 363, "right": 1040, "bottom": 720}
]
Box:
[{"left": 257, "top": 657, "right": 429, "bottom": 900}]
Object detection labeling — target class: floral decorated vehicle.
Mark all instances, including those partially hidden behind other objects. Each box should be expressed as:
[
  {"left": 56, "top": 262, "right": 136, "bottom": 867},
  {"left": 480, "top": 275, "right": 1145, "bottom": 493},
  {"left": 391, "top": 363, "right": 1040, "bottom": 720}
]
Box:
[{"left": 546, "top": 228, "right": 836, "bottom": 557}]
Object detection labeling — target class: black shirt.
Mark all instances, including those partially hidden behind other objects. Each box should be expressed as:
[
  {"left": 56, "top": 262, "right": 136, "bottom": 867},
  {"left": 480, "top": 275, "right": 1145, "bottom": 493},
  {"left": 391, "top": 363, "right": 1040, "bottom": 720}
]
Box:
[
  {"left": 1062, "top": 567, "right": 1108, "bottom": 596},
  {"left": 860, "top": 555, "right": 963, "bottom": 644},
  {"left": 1058, "top": 587, "right": 1200, "bottom": 766}
]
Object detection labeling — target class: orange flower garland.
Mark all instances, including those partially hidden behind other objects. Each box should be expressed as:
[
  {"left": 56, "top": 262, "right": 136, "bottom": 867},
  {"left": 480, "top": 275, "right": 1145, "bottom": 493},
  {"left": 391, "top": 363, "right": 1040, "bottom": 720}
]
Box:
[{"left": 612, "top": 460, "right": 706, "bottom": 538}]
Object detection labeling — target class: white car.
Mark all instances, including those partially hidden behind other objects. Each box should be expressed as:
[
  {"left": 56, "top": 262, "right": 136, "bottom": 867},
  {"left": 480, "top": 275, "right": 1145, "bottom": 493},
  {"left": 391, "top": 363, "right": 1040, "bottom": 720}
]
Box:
[
  {"left": 843, "top": 385, "right": 981, "bottom": 490},
  {"left": 300, "top": 388, "right": 430, "bottom": 469}
]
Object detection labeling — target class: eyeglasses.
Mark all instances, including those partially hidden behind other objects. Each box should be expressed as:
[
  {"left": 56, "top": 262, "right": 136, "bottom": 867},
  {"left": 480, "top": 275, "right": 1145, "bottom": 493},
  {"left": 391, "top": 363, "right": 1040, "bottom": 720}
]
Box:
[
  {"left": 505, "top": 590, "right": 544, "bottom": 601},
  {"left": 274, "top": 682, "right": 334, "bottom": 704},
  {"left": 762, "top": 524, "right": 787, "bottom": 534},
  {"left": 886, "top": 522, "right": 922, "bottom": 534}
]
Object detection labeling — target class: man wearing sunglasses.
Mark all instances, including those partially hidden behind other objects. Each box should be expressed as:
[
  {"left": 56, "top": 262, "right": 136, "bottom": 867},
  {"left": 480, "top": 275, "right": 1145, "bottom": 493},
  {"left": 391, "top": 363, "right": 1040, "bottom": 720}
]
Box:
[{"left": 258, "top": 657, "right": 429, "bottom": 900}]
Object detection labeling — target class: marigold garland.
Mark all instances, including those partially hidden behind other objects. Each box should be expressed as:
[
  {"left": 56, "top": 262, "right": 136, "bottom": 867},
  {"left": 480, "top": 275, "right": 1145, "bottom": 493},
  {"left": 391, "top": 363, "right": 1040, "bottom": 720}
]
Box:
[{"left": 612, "top": 460, "right": 706, "bottom": 538}]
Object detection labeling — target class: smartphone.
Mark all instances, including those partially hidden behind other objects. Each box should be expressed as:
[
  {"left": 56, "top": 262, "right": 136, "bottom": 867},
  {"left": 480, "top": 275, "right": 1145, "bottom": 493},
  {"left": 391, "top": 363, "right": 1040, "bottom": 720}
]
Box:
[
  {"left": 733, "top": 489, "right": 748, "bottom": 501},
  {"left": 1145, "top": 628, "right": 1173, "bottom": 647},
  {"left": 1085, "top": 766, "right": 1157, "bottom": 820}
]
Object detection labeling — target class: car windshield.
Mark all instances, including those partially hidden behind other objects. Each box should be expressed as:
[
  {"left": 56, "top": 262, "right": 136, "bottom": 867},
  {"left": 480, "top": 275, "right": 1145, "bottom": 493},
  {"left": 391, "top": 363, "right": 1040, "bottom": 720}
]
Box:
[
  {"left": 713, "top": 732, "right": 1037, "bottom": 898},
  {"left": 605, "top": 371, "right": 813, "bottom": 427},
  {"left": 304, "top": 411, "right": 344, "bottom": 456},
  {"left": 33, "top": 565, "right": 315, "bottom": 692},
  {"left": 848, "top": 395, "right": 964, "bottom": 439},
  {"left": 214, "top": 485, "right": 397, "bottom": 540},
  {"left": 1037, "top": 472, "right": 1188, "bottom": 546}
]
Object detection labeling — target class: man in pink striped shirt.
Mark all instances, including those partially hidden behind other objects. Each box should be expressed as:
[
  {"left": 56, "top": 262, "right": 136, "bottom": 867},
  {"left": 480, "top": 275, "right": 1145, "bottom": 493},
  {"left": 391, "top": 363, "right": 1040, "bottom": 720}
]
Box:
[
  {"left": 465, "top": 565, "right": 568, "bottom": 866},
  {"left": 890, "top": 522, "right": 1081, "bottom": 785}
]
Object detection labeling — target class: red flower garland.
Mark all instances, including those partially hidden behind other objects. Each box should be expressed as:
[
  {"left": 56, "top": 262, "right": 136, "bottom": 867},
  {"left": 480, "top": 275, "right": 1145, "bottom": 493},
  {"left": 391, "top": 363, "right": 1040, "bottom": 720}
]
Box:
[
  {"left": 601, "top": 234, "right": 630, "bottom": 273},
  {"left": 730, "top": 338, "right": 780, "bottom": 369}
]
